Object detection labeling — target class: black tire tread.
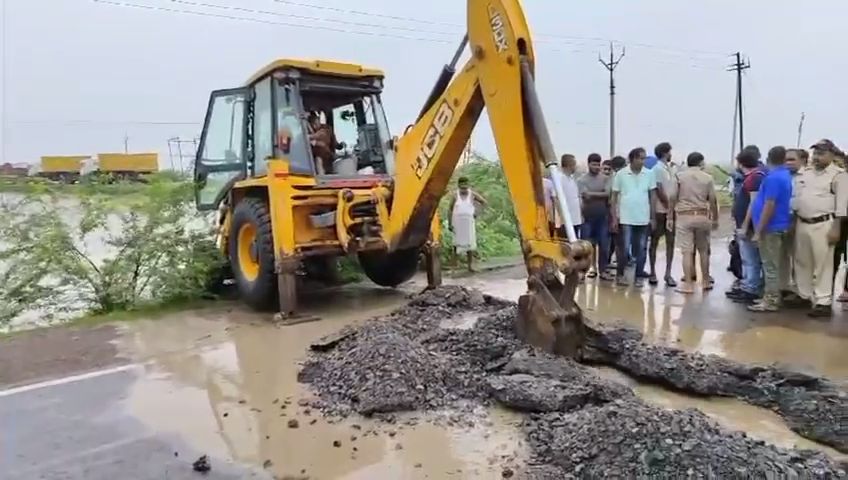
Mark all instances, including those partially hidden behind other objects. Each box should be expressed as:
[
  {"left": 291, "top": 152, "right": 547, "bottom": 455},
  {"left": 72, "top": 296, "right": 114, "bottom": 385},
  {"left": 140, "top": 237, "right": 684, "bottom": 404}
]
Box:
[
  {"left": 229, "top": 197, "right": 277, "bottom": 310},
  {"left": 358, "top": 248, "right": 420, "bottom": 287}
]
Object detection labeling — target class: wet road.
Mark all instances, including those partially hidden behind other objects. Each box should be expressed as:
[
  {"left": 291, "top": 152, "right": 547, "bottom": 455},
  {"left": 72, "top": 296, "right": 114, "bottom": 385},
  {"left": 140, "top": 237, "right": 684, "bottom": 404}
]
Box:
[
  {"left": 458, "top": 242, "right": 848, "bottom": 379},
  {"left": 2, "top": 238, "right": 847, "bottom": 478}
]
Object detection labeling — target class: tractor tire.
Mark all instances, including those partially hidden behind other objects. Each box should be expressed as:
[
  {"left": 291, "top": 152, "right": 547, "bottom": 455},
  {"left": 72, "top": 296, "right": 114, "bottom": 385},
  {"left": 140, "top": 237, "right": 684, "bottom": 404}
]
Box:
[
  {"left": 358, "top": 248, "right": 420, "bottom": 287},
  {"left": 229, "top": 197, "right": 277, "bottom": 310}
]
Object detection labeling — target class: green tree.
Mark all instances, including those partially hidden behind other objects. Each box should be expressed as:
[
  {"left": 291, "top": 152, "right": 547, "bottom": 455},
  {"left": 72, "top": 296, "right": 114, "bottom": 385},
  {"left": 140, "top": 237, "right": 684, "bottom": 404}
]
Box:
[{"left": 0, "top": 179, "right": 225, "bottom": 325}]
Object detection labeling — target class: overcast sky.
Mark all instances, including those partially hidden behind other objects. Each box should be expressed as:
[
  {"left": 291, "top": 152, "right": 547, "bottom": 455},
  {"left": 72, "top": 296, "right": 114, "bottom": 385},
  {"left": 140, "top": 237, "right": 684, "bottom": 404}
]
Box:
[{"left": 2, "top": 0, "right": 847, "bottom": 169}]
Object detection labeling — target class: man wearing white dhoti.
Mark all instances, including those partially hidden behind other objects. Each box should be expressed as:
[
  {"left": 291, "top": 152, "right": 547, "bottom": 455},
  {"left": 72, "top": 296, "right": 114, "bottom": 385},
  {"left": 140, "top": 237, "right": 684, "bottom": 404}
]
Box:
[{"left": 449, "top": 176, "right": 488, "bottom": 272}]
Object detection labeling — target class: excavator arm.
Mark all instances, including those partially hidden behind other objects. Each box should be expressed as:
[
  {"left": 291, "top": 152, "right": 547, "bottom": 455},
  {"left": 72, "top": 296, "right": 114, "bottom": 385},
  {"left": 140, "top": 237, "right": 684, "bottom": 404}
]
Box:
[{"left": 383, "top": 0, "right": 594, "bottom": 357}]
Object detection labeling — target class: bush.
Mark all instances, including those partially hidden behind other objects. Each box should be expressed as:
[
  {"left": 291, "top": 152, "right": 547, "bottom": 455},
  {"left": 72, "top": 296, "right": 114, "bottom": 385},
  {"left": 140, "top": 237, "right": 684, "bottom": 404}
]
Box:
[
  {"left": 0, "top": 177, "right": 226, "bottom": 325},
  {"left": 438, "top": 154, "right": 522, "bottom": 264}
]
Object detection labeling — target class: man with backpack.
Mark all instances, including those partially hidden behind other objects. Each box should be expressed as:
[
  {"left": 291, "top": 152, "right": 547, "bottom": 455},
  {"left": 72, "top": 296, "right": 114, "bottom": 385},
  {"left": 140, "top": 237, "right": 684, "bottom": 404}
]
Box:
[{"left": 726, "top": 146, "right": 767, "bottom": 304}]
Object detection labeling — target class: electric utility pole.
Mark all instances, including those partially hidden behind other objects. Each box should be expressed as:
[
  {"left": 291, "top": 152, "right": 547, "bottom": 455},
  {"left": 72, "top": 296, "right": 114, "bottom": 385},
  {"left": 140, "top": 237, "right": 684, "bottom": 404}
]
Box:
[
  {"left": 727, "top": 52, "right": 750, "bottom": 152},
  {"left": 796, "top": 112, "right": 806, "bottom": 148},
  {"left": 599, "top": 42, "right": 625, "bottom": 159}
]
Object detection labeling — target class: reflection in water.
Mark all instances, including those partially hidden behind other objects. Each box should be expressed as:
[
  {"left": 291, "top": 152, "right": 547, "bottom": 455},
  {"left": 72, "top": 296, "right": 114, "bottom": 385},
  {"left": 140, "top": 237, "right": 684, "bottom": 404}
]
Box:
[
  {"left": 454, "top": 249, "right": 848, "bottom": 380},
  {"left": 596, "top": 367, "right": 847, "bottom": 461},
  {"left": 120, "top": 285, "right": 527, "bottom": 478}
]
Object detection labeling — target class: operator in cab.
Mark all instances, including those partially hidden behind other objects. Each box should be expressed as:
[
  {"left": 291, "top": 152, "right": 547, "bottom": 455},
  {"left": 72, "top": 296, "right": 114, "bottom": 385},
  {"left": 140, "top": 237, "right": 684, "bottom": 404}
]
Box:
[{"left": 307, "top": 111, "right": 338, "bottom": 175}]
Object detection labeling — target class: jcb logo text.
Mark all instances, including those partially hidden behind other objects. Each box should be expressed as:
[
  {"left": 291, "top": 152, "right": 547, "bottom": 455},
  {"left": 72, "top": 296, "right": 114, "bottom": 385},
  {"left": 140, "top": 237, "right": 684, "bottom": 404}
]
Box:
[
  {"left": 488, "top": 4, "right": 508, "bottom": 53},
  {"left": 415, "top": 102, "right": 455, "bottom": 178}
]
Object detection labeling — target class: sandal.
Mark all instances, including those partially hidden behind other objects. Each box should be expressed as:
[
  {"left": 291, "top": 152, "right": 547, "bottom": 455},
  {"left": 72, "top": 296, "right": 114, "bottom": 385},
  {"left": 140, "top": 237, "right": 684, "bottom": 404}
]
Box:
[{"left": 664, "top": 276, "right": 677, "bottom": 287}]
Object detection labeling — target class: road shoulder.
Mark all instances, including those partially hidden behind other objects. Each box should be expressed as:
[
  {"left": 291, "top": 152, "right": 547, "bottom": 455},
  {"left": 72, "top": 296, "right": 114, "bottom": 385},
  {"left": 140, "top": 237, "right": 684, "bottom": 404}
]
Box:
[{"left": 0, "top": 324, "right": 127, "bottom": 389}]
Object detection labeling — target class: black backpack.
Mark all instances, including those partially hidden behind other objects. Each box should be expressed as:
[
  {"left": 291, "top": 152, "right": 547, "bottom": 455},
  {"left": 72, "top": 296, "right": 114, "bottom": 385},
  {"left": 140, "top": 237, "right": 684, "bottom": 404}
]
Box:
[{"left": 728, "top": 239, "right": 743, "bottom": 279}]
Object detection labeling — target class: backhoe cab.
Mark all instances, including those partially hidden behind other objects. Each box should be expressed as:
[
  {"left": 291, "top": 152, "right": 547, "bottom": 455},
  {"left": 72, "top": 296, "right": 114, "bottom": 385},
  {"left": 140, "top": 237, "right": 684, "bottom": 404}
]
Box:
[{"left": 194, "top": 59, "right": 437, "bottom": 321}]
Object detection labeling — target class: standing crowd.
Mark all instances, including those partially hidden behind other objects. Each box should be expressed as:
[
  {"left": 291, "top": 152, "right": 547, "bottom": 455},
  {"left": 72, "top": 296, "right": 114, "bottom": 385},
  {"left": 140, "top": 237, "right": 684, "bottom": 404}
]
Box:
[
  {"left": 543, "top": 143, "right": 719, "bottom": 293},
  {"left": 537, "top": 139, "right": 848, "bottom": 318},
  {"left": 726, "top": 140, "right": 848, "bottom": 317}
]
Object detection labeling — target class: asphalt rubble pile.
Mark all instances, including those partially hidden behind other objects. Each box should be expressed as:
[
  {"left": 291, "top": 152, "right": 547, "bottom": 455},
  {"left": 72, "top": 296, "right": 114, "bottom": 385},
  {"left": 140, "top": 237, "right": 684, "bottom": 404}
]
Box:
[
  {"left": 298, "top": 286, "right": 848, "bottom": 477},
  {"left": 297, "top": 286, "right": 523, "bottom": 418},
  {"left": 583, "top": 327, "right": 848, "bottom": 453}
]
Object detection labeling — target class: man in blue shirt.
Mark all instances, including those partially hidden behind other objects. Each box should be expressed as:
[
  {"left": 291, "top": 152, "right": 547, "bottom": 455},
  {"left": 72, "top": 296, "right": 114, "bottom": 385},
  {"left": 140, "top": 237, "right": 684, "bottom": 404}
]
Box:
[
  {"left": 644, "top": 154, "right": 658, "bottom": 170},
  {"left": 747, "top": 146, "right": 793, "bottom": 312}
]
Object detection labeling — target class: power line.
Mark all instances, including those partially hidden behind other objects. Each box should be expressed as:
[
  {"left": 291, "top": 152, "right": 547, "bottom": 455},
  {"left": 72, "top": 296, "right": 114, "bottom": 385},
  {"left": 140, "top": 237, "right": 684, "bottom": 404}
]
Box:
[
  {"left": 93, "top": 0, "right": 727, "bottom": 72},
  {"left": 189, "top": 0, "right": 726, "bottom": 62},
  {"left": 92, "top": 0, "right": 453, "bottom": 43},
  {"left": 269, "top": 0, "right": 459, "bottom": 28},
  {"left": 180, "top": 0, "right": 719, "bottom": 62},
  {"left": 269, "top": 0, "right": 730, "bottom": 59},
  {"left": 170, "top": 0, "right": 459, "bottom": 36}
]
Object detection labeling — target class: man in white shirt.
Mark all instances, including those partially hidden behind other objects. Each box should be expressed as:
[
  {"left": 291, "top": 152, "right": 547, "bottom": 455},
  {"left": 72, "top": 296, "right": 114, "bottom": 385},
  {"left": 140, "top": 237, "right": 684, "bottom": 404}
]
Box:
[
  {"left": 555, "top": 153, "right": 583, "bottom": 239},
  {"left": 542, "top": 173, "right": 556, "bottom": 237}
]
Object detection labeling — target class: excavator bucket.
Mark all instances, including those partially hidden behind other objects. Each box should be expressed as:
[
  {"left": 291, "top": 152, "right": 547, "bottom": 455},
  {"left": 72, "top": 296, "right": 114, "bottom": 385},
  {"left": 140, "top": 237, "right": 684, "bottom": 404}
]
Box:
[{"left": 516, "top": 240, "right": 594, "bottom": 359}]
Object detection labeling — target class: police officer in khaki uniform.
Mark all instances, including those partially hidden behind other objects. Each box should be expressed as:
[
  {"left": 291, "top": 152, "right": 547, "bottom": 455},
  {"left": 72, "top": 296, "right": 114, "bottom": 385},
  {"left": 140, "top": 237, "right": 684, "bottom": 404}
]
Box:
[
  {"left": 782, "top": 148, "right": 810, "bottom": 301},
  {"left": 668, "top": 152, "right": 719, "bottom": 294},
  {"left": 791, "top": 139, "right": 848, "bottom": 317}
]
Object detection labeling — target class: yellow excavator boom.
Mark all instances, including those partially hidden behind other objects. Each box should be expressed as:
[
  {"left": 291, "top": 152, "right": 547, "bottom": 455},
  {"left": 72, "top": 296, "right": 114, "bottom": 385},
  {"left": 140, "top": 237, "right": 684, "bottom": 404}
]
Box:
[{"left": 384, "top": 0, "right": 593, "bottom": 357}]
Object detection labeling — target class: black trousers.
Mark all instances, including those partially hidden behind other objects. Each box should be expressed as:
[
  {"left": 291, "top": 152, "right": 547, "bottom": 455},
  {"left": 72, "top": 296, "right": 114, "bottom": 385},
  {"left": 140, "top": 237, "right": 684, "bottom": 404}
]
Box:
[{"left": 834, "top": 218, "right": 848, "bottom": 288}]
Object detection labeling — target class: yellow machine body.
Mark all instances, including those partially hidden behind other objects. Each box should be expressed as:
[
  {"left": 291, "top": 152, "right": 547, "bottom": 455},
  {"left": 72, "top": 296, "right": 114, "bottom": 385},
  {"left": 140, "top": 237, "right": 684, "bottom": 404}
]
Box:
[{"left": 195, "top": 0, "right": 591, "bottom": 356}]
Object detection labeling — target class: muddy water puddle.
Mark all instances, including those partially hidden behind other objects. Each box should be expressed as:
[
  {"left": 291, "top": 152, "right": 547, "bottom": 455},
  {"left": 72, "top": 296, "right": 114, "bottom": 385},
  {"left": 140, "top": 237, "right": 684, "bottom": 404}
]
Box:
[
  {"left": 108, "top": 274, "right": 848, "bottom": 476},
  {"left": 117, "top": 284, "right": 525, "bottom": 478},
  {"left": 594, "top": 367, "right": 847, "bottom": 461},
  {"left": 433, "top": 265, "right": 848, "bottom": 459},
  {"left": 448, "top": 265, "right": 848, "bottom": 380}
]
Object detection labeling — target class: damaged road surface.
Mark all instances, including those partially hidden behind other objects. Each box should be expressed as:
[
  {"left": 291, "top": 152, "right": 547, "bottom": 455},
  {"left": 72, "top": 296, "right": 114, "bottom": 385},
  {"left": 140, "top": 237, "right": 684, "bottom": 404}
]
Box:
[
  {"left": 583, "top": 327, "right": 848, "bottom": 452},
  {"left": 299, "top": 286, "right": 848, "bottom": 477}
]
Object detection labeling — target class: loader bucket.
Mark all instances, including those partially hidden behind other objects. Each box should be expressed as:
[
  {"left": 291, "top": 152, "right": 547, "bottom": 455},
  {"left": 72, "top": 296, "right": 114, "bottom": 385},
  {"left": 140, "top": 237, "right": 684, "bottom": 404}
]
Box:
[{"left": 516, "top": 241, "right": 593, "bottom": 358}]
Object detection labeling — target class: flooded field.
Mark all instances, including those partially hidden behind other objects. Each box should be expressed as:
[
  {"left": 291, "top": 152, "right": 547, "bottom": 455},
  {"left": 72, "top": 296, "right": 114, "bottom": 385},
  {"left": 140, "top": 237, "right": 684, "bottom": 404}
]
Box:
[{"left": 0, "top": 191, "right": 215, "bottom": 332}]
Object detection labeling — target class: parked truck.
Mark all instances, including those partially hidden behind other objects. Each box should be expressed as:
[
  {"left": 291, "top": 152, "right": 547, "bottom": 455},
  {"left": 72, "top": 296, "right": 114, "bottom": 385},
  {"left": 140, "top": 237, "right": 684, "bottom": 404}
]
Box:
[
  {"left": 91, "top": 153, "right": 159, "bottom": 181},
  {"left": 39, "top": 155, "right": 89, "bottom": 182}
]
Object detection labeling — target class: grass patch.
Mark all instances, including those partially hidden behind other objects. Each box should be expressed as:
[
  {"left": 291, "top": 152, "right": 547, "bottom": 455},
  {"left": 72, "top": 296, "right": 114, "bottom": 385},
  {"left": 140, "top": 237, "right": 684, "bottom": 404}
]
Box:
[
  {"left": 71, "top": 297, "right": 226, "bottom": 328},
  {"left": 0, "top": 171, "right": 190, "bottom": 197},
  {"left": 0, "top": 296, "right": 232, "bottom": 340}
]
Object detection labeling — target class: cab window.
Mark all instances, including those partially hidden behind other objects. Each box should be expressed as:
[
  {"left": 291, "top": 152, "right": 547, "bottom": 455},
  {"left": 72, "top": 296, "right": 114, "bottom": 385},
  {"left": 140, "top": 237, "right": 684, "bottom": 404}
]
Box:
[
  {"left": 253, "top": 77, "right": 273, "bottom": 176},
  {"left": 275, "top": 82, "right": 314, "bottom": 175}
]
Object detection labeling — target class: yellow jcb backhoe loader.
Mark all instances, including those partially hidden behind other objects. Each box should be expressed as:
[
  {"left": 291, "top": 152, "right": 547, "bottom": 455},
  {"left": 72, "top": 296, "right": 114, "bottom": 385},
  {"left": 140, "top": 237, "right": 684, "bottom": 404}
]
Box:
[{"left": 193, "top": 0, "right": 593, "bottom": 356}]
